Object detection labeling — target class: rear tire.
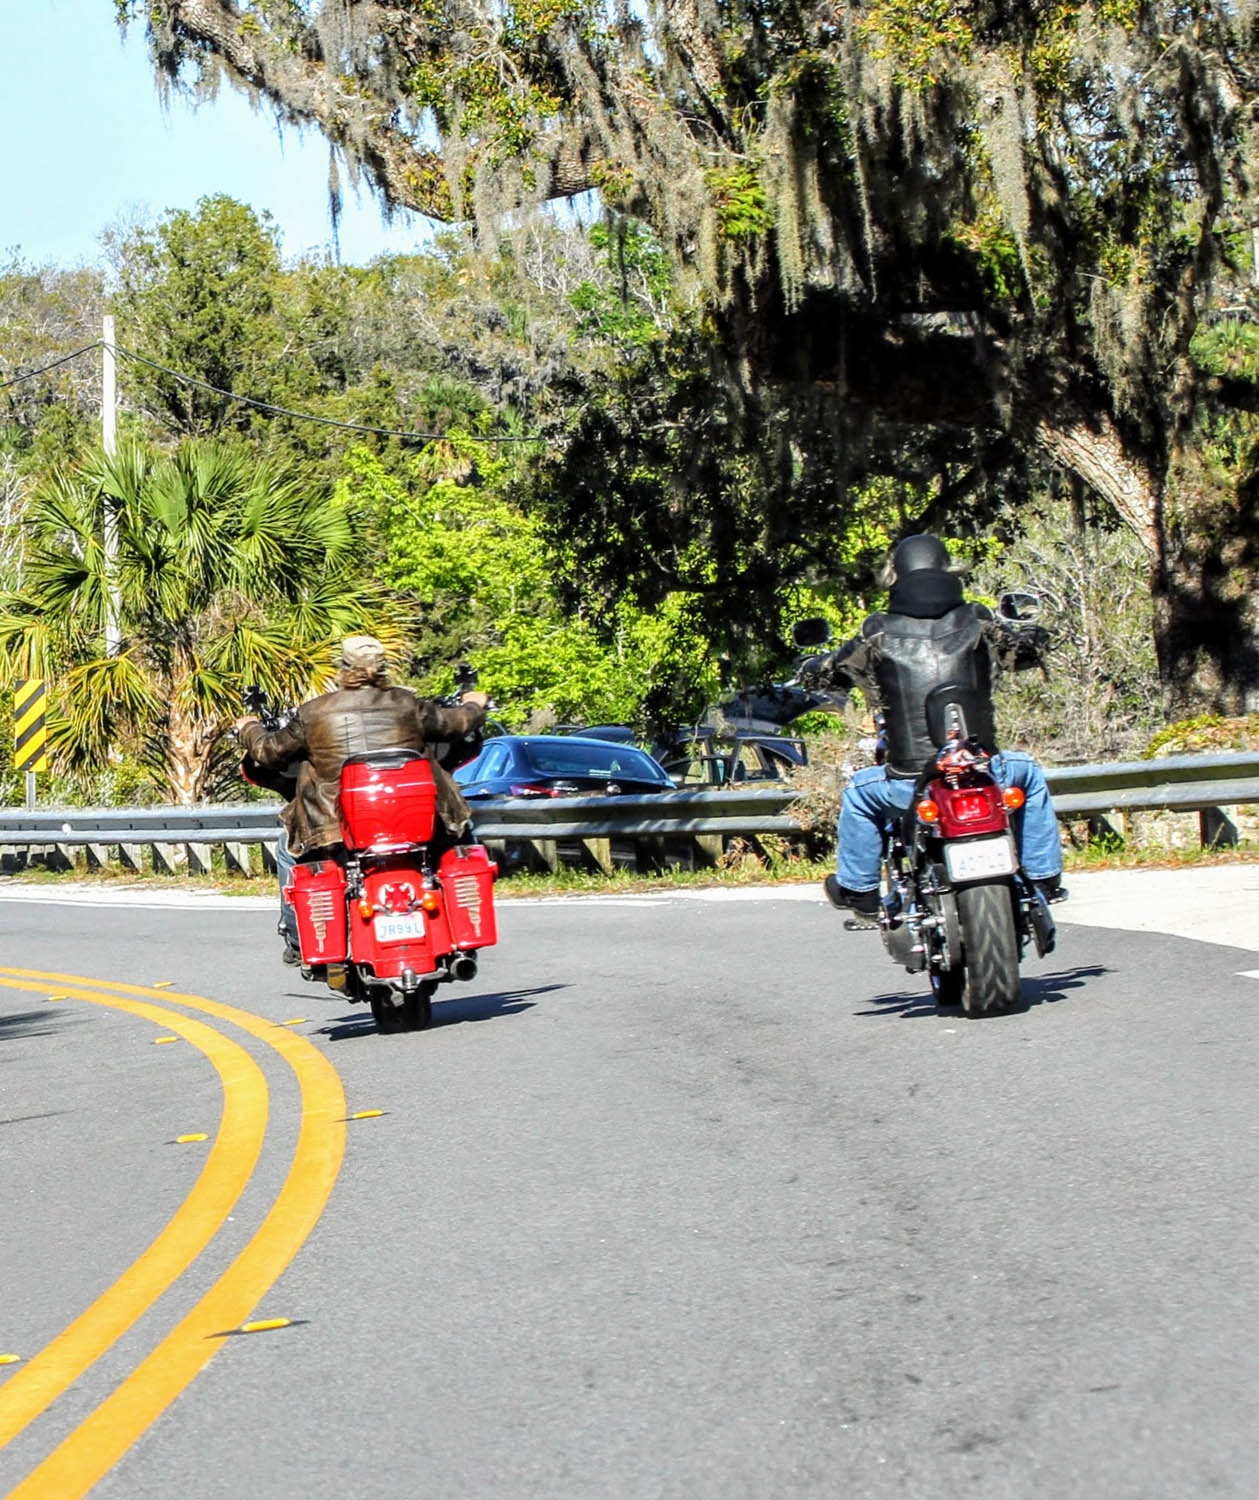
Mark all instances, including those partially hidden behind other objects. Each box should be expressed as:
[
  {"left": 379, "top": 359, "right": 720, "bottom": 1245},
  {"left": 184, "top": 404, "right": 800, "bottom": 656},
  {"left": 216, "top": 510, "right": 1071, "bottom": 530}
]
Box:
[
  {"left": 956, "top": 881, "right": 1022, "bottom": 1015},
  {"left": 369, "top": 990, "right": 405, "bottom": 1033},
  {"left": 400, "top": 981, "right": 437, "bottom": 1032},
  {"left": 369, "top": 981, "right": 436, "bottom": 1033}
]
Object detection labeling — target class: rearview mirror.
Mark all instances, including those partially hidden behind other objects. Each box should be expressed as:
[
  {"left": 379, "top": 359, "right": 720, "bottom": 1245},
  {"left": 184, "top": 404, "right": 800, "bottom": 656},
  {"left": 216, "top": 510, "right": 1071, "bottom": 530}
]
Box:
[
  {"left": 792, "top": 617, "right": 833, "bottom": 649},
  {"left": 998, "top": 592, "right": 1040, "bottom": 624}
]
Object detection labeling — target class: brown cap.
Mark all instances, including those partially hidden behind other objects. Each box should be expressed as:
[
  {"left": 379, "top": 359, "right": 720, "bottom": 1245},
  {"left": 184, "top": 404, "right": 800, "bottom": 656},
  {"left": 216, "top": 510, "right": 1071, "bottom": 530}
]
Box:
[{"left": 339, "top": 634, "right": 387, "bottom": 671}]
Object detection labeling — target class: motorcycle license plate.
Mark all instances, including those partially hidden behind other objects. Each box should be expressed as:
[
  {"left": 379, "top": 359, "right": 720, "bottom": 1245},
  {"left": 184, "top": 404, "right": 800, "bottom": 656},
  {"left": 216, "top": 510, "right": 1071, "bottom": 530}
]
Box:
[
  {"left": 374, "top": 912, "right": 425, "bottom": 944},
  {"left": 944, "top": 835, "right": 1016, "bottom": 883}
]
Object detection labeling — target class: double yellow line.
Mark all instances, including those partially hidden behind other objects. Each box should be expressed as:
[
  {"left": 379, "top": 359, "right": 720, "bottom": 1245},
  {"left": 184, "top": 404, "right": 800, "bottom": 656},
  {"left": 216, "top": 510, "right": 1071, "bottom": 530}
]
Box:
[{"left": 0, "top": 968, "right": 346, "bottom": 1499}]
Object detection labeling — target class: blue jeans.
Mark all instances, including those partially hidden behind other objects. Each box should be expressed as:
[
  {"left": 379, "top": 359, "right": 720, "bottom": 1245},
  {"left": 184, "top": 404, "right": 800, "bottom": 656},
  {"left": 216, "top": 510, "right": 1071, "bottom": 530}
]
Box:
[
  {"left": 836, "top": 750, "right": 1062, "bottom": 892},
  {"left": 275, "top": 837, "right": 300, "bottom": 947}
]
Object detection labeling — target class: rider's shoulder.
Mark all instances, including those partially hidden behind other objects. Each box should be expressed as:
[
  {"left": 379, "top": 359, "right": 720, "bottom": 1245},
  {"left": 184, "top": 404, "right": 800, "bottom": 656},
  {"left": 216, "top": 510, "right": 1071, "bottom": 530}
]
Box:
[
  {"left": 859, "top": 612, "right": 886, "bottom": 640},
  {"left": 969, "top": 599, "right": 997, "bottom": 623}
]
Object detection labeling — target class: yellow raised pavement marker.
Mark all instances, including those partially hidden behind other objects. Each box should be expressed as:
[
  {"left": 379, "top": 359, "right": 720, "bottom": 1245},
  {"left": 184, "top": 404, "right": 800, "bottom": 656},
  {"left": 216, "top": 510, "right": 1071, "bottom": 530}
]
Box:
[
  {"left": 348, "top": 1109, "right": 386, "bottom": 1120},
  {"left": 173, "top": 1133, "right": 209, "bottom": 1145},
  {"left": 238, "top": 1318, "right": 292, "bottom": 1334},
  {"left": 0, "top": 1354, "right": 22, "bottom": 1366}
]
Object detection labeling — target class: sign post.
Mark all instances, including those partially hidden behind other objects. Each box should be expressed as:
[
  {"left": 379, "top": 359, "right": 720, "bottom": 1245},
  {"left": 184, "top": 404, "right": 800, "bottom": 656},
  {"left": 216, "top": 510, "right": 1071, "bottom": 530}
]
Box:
[{"left": 14, "top": 678, "right": 47, "bottom": 810}]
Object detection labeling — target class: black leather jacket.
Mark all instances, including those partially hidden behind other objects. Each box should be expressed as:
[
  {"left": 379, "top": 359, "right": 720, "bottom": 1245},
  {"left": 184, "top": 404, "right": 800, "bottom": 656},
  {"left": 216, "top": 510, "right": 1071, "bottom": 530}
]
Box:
[{"left": 814, "top": 574, "right": 1047, "bottom": 777}]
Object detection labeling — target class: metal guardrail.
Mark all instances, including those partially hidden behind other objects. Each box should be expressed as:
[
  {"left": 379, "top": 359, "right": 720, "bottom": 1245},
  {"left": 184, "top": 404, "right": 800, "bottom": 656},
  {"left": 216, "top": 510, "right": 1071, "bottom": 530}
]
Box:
[
  {"left": 0, "top": 752, "right": 1255, "bottom": 870},
  {"left": 1042, "top": 750, "right": 1259, "bottom": 816}
]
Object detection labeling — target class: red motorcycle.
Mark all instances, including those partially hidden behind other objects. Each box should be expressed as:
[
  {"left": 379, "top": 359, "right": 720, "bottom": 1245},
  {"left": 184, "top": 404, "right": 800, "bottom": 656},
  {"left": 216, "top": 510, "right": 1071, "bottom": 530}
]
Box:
[
  {"left": 283, "top": 752, "right": 498, "bottom": 1031},
  {"left": 879, "top": 707, "right": 1055, "bottom": 1015},
  {"left": 242, "top": 678, "right": 498, "bottom": 1033}
]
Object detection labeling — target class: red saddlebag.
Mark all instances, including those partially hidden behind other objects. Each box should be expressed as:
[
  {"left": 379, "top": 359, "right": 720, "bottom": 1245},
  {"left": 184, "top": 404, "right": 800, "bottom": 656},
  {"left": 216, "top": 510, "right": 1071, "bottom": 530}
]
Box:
[
  {"left": 439, "top": 845, "right": 499, "bottom": 950},
  {"left": 339, "top": 752, "right": 437, "bottom": 853},
  {"left": 286, "top": 860, "right": 348, "bottom": 964}
]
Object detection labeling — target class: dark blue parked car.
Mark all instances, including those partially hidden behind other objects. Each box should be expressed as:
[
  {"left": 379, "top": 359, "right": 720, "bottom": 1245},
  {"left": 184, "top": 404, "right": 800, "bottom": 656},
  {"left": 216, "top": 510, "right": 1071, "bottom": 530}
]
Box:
[{"left": 453, "top": 734, "right": 675, "bottom": 799}]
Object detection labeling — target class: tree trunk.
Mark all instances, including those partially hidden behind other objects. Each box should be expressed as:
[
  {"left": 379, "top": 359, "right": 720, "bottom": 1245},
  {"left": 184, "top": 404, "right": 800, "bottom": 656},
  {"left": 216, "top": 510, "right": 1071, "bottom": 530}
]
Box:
[
  {"left": 1035, "top": 412, "right": 1259, "bottom": 718},
  {"left": 166, "top": 704, "right": 217, "bottom": 806}
]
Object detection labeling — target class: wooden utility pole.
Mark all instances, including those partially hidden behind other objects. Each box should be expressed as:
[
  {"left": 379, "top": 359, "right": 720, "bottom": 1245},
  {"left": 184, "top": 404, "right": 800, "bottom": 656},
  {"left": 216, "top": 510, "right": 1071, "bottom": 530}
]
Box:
[{"left": 102, "top": 315, "right": 120, "bottom": 654}]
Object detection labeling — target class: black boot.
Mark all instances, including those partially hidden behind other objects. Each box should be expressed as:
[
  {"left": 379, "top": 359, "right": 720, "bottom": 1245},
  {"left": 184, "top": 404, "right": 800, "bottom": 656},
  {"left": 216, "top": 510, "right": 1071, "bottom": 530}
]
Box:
[
  {"left": 823, "top": 874, "right": 880, "bottom": 918},
  {"left": 1033, "top": 875, "right": 1067, "bottom": 905}
]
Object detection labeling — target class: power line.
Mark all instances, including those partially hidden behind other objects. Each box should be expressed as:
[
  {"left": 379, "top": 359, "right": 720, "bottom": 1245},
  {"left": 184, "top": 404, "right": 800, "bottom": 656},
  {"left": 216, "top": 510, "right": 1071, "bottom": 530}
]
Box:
[
  {"left": 0, "top": 337, "right": 550, "bottom": 444},
  {"left": 0, "top": 343, "right": 105, "bottom": 390}
]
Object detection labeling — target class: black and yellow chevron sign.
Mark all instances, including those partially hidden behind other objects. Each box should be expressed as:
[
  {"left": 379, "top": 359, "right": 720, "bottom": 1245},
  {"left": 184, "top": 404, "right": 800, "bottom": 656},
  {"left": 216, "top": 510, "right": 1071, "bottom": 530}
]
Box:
[{"left": 13, "top": 678, "right": 48, "bottom": 773}]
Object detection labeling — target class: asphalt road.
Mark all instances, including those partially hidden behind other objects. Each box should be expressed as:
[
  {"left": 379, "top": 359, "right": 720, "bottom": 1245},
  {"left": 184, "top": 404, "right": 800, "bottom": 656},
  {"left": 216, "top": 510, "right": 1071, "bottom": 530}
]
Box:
[{"left": 1, "top": 887, "right": 1257, "bottom": 1499}]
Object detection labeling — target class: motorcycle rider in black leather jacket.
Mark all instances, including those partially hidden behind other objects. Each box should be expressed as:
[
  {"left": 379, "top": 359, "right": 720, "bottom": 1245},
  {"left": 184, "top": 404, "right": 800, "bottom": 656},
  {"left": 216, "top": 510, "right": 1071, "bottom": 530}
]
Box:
[{"left": 805, "top": 534, "right": 1065, "bottom": 920}]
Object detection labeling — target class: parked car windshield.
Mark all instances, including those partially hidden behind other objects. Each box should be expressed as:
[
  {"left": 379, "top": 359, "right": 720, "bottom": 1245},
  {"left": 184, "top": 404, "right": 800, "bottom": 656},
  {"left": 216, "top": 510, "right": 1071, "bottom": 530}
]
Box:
[{"left": 520, "top": 738, "right": 666, "bottom": 780}]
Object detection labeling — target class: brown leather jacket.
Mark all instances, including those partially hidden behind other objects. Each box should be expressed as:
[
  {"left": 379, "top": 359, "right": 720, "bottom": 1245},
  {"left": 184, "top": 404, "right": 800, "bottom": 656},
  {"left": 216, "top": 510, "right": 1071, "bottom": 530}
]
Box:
[{"left": 240, "top": 684, "right": 486, "bottom": 856}]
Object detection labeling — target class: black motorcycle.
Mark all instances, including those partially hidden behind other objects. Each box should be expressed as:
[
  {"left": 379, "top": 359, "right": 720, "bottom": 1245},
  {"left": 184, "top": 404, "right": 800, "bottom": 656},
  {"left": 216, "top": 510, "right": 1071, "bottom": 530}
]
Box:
[{"left": 795, "top": 601, "right": 1056, "bottom": 1014}]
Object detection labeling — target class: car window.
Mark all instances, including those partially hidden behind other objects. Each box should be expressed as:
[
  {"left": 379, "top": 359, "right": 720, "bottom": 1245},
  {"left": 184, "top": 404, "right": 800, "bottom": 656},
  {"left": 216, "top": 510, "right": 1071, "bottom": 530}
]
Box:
[
  {"left": 462, "top": 741, "right": 507, "bottom": 780},
  {"left": 734, "top": 743, "right": 772, "bottom": 781},
  {"left": 667, "top": 745, "right": 718, "bottom": 785},
  {"left": 523, "top": 741, "right": 663, "bottom": 780},
  {"left": 474, "top": 744, "right": 510, "bottom": 780}
]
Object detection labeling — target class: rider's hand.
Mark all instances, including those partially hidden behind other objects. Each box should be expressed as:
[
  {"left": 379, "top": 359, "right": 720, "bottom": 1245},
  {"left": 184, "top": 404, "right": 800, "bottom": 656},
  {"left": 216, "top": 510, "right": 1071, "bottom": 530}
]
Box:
[
  {"left": 233, "top": 715, "right": 260, "bottom": 735},
  {"left": 461, "top": 690, "right": 490, "bottom": 709}
]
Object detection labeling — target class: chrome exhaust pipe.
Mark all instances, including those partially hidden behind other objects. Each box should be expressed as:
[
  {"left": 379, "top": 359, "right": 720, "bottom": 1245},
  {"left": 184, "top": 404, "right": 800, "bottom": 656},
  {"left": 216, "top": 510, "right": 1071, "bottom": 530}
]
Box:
[{"left": 450, "top": 953, "right": 478, "bottom": 983}]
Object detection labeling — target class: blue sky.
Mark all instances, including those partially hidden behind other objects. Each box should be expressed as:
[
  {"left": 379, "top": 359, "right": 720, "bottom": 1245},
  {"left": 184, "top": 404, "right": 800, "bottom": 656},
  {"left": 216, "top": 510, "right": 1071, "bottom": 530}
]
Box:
[{"left": 0, "top": 1, "right": 433, "bottom": 269}]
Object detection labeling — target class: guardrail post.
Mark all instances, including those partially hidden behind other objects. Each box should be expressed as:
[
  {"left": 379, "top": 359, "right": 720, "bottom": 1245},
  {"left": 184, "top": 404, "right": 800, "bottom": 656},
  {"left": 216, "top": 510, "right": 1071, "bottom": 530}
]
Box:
[
  {"left": 224, "top": 842, "right": 253, "bottom": 876},
  {"left": 151, "top": 842, "right": 181, "bottom": 875},
  {"left": 634, "top": 836, "right": 669, "bottom": 873},
  {"left": 120, "top": 843, "right": 144, "bottom": 872},
  {"left": 260, "top": 841, "right": 278, "bottom": 874},
  {"left": 1087, "top": 814, "right": 1125, "bottom": 850},
  {"left": 580, "top": 837, "right": 614, "bottom": 875},
  {"left": 85, "top": 844, "right": 112, "bottom": 870},
  {"left": 693, "top": 834, "right": 724, "bottom": 867},
  {"left": 1199, "top": 806, "right": 1239, "bottom": 849},
  {"left": 186, "top": 843, "right": 213, "bottom": 877},
  {"left": 532, "top": 838, "right": 559, "bottom": 873}
]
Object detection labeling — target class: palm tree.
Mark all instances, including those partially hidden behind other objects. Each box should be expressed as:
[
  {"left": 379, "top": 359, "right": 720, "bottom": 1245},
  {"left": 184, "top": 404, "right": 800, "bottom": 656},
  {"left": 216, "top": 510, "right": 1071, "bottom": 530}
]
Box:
[{"left": 0, "top": 440, "right": 404, "bottom": 804}]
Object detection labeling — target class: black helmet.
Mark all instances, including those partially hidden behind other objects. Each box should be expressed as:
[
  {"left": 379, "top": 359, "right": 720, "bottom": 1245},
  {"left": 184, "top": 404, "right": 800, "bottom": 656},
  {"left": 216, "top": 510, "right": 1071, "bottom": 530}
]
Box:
[{"left": 892, "top": 533, "right": 950, "bottom": 578}]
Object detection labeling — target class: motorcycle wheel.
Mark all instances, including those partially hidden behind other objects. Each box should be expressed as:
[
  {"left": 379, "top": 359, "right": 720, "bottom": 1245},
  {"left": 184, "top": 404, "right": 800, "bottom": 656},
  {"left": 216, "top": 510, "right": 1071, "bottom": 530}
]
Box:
[
  {"left": 368, "top": 982, "right": 436, "bottom": 1033},
  {"left": 369, "top": 990, "right": 405, "bottom": 1033},
  {"left": 400, "top": 981, "right": 437, "bottom": 1032},
  {"left": 955, "top": 881, "right": 1022, "bottom": 1015}
]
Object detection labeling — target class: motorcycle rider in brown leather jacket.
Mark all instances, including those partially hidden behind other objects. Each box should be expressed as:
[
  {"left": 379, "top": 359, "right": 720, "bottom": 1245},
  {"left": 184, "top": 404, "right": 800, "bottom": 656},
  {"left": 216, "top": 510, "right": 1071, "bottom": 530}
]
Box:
[{"left": 234, "top": 634, "right": 488, "bottom": 962}]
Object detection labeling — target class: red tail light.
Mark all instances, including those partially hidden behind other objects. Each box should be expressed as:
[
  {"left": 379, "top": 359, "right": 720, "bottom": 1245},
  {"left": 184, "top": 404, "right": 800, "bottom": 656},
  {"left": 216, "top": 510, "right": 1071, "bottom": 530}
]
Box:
[
  {"left": 509, "top": 783, "right": 561, "bottom": 798},
  {"left": 950, "top": 790, "right": 997, "bottom": 823}
]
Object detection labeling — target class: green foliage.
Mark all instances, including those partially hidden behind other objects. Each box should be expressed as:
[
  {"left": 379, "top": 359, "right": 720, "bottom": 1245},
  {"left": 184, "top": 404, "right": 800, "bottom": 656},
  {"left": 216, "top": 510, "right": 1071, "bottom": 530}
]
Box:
[
  {"left": 1191, "top": 321, "right": 1259, "bottom": 381},
  {"left": 706, "top": 166, "right": 773, "bottom": 243},
  {"left": 1144, "top": 714, "right": 1259, "bottom": 757},
  {"left": 338, "top": 441, "right": 720, "bottom": 729},
  {"left": 108, "top": 196, "right": 285, "bottom": 436},
  {"left": 0, "top": 439, "right": 393, "bottom": 803},
  {"left": 0, "top": 256, "right": 106, "bottom": 472},
  {"left": 856, "top": 0, "right": 973, "bottom": 87},
  {"left": 971, "top": 495, "right": 1162, "bottom": 763},
  {"left": 569, "top": 220, "right": 673, "bottom": 349}
]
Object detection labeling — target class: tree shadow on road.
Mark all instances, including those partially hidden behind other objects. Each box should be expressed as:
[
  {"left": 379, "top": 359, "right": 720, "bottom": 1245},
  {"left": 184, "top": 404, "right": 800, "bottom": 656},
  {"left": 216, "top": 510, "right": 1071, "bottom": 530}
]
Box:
[
  {"left": 854, "top": 964, "right": 1111, "bottom": 1020},
  {"left": 316, "top": 983, "right": 568, "bottom": 1041}
]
